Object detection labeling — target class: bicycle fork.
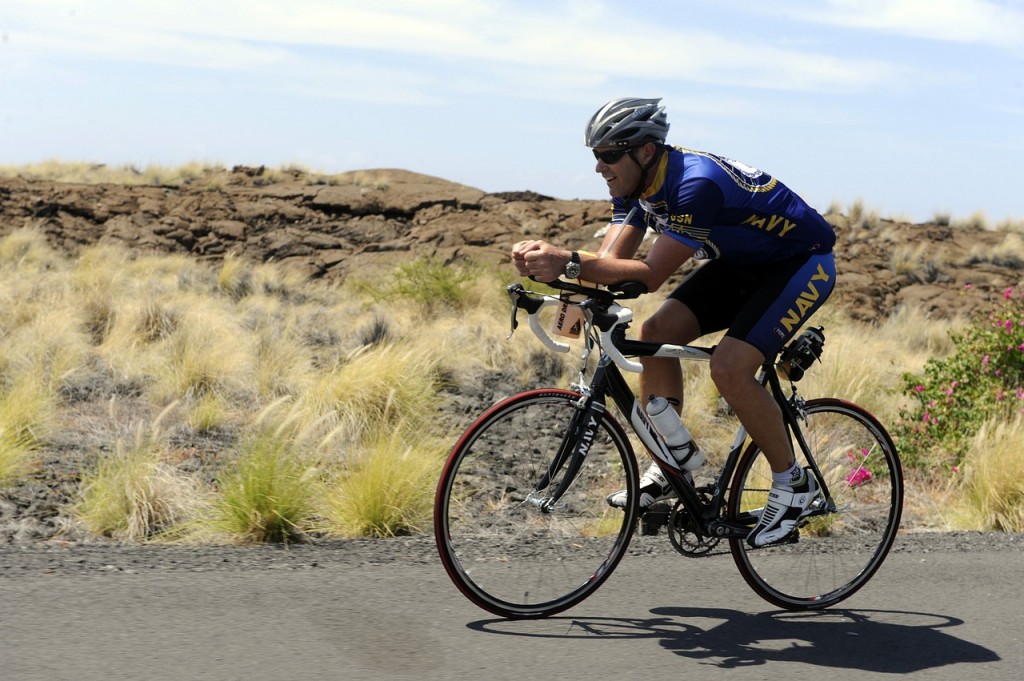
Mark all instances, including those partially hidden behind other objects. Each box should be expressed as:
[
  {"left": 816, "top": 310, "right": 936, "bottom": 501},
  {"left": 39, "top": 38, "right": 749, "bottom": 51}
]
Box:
[{"left": 528, "top": 396, "right": 607, "bottom": 513}]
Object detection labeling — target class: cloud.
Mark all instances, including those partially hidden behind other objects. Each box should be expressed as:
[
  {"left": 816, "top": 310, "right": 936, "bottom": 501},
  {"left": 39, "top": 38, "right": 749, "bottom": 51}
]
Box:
[
  {"left": 5, "top": 0, "right": 897, "bottom": 102},
  {"left": 790, "top": 0, "right": 1024, "bottom": 51}
]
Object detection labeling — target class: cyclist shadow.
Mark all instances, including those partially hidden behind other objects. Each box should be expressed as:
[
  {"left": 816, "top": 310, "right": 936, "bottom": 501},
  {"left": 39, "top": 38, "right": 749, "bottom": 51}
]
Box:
[{"left": 469, "top": 607, "right": 998, "bottom": 673}]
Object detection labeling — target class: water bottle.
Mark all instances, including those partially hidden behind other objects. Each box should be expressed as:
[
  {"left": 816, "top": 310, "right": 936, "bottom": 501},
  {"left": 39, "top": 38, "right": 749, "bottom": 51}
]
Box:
[
  {"left": 646, "top": 397, "right": 704, "bottom": 472},
  {"left": 776, "top": 326, "right": 826, "bottom": 382}
]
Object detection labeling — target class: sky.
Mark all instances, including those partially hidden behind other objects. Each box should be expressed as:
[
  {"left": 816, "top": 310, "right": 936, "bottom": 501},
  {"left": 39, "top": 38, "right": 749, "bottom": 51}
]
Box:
[{"left": 2, "top": 0, "right": 1023, "bottom": 225}]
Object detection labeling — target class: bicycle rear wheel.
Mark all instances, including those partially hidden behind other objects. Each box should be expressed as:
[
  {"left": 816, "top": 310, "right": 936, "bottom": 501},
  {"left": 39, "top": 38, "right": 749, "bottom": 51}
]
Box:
[
  {"left": 728, "top": 398, "right": 903, "bottom": 610},
  {"left": 435, "top": 389, "right": 639, "bottom": 619}
]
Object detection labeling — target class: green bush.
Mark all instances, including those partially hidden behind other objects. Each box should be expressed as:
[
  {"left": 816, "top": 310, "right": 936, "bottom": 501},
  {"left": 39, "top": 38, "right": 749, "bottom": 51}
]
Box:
[
  {"left": 362, "top": 257, "right": 478, "bottom": 311},
  {"left": 896, "top": 286, "right": 1024, "bottom": 468}
]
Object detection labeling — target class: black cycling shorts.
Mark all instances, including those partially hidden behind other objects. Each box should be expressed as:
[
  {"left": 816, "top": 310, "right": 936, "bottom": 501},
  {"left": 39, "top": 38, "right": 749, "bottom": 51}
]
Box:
[{"left": 668, "top": 252, "right": 836, "bottom": 358}]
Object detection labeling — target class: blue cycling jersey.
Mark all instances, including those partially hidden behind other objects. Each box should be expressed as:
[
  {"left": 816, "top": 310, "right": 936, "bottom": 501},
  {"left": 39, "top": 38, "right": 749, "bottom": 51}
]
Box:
[{"left": 611, "top": 146, "right": 835, "bottom": 264}]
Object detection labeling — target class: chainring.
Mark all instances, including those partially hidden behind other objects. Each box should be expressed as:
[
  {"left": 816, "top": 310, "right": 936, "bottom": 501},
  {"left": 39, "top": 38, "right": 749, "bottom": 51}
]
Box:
[{"left": 667, "top": 499, "right": 721, "bottom": 557}]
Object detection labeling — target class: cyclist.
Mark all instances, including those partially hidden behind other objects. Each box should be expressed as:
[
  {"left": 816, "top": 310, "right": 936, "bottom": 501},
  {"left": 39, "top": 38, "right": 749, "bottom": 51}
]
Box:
[{"left": 511, "top": 97, "right": 836, "bottom": 547}]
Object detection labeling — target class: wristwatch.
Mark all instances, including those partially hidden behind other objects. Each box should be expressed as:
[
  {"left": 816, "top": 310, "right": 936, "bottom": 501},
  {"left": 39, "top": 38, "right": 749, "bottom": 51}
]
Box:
[{"left": 564, "top": 251, "right": 581, "bottom": 279}]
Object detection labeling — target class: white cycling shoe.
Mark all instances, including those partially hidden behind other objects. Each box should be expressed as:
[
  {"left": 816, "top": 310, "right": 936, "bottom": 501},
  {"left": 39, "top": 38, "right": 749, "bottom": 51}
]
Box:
[
  {"left": 607, "top": 462, "right": 691, "bottom": 511},
  {"left": 746, "top": 470, "right": 821, "bottom": 547}
]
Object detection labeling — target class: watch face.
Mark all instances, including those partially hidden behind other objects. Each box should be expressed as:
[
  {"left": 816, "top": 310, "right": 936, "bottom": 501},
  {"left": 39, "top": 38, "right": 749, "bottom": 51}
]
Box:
[{"left": 565, "top": 252, "right": 581, "bottom": 278}]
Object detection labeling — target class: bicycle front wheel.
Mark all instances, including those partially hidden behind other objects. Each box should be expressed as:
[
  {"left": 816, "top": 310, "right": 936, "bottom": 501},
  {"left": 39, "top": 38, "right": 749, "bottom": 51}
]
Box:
[
  {"left": 728, "top": 398, "right": 903, "bottom": 610},
  {"left": 435, "top": 389, "right": 639, "bottom": 619}
]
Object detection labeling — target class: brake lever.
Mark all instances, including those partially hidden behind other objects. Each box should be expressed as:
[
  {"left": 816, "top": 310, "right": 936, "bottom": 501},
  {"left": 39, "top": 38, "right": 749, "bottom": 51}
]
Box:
[
  {"left": 506, "top": 284, "right": 523, "bottom": 339},
  {"left": 507, "top": 304, "right": 519, "bottom": 340}
]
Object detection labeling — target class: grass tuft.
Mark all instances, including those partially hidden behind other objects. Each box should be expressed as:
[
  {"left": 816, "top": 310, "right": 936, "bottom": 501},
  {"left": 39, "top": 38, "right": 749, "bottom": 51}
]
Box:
[
  {"left": 320, "top": 425, "right": 446, "bottom": 537},
  {"left": 209, "top": 427, "right": 319, "bottom": 543},
  {"left": 0, "top": 378, "right": 49, "bottom": 488},
  {"left": 947, "top": 417, "right": 1024, "bottom": 531},
  {"left": 299, "top": 343, "right": 442, "bottom": 444},
  {"left": 75, "top": 406, "right": 200, "bottom": 540}
]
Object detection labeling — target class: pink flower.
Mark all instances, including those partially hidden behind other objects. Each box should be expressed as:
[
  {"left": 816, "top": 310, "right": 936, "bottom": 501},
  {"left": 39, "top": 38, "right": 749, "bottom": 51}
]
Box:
[
  {"left": 847, "top": 448, "right": 870, "bottom": 462},
  {"left": 914, "top": 384, "right": 926, "bottom": 393},
  {"left": 1005, "top": 288, "right": 1014, "bottom": 300},
  {"left": 951, "top": 466, "right": 960, "bottom": 475},
  {"left": 964, "top": 283, "right": 973, "bottom": 290},
  {"left": 983, "top": 355, "right": 990, "bottom": 365},
  {"left": 846, "top": 467, "right": 873, "bottom": 487}
]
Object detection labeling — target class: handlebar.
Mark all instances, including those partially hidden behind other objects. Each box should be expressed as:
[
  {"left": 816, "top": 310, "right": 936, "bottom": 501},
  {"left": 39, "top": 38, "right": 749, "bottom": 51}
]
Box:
[
  {"left": 528, "top": 276, "right": 649, "bottom": 301},
  {"left": 507, "top": 280, "right": 648, "bottom": 373}
]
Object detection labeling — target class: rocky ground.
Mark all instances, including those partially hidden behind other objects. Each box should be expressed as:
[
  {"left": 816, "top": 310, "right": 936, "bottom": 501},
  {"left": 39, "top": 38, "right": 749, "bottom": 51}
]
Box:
[
  {"left": 2, "top": 165, "right": 1021, "bottom": 321},
  {"left": 0, "top": 166, "right": 1022, "bottom": 548}
]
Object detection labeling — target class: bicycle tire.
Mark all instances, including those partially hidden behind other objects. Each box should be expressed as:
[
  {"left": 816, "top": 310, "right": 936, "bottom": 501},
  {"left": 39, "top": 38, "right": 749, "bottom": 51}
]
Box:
[
  {"left": 728, "top": 398, "right": 903, "bottom": 610},
  {"left": 435, "top": 389, "right": 640, "bottom": 619}
]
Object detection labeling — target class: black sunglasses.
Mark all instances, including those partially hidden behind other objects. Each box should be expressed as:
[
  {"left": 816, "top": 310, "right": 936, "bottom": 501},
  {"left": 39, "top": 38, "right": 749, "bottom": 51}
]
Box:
[{"left": 592, "top": 147, "right": 632, "bottom": 164}]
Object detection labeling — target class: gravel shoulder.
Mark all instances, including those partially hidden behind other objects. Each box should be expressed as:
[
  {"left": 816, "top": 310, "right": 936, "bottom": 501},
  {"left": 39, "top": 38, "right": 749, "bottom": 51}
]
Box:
[{"left": 1, "top": 530, "right": 1020, "bottom": 578}]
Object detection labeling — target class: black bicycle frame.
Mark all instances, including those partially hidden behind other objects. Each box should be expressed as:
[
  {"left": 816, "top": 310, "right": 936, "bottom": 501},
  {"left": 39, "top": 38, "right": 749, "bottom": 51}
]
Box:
[
  {"left": 764, "top": 366, "right": 835, "bottom": 505},
  {"left": 540, "top": 342, "right": 830, "bottom": 540},
  {"left": 506, "top": 281, "right": 832, "bottom": 537}
]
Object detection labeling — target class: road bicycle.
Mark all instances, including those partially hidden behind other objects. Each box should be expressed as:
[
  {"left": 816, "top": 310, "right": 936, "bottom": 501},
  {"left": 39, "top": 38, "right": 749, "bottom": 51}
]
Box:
[{"left": 434, "top": 279, "right": 903, "bottom": 619}]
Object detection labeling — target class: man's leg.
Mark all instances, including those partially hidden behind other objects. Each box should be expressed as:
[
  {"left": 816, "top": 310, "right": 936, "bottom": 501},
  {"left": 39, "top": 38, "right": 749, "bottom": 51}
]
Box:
[
  {"left": 709, "top": 337, "right": 792, "bottom": 472},
  {"left": 713, "top": 336, "right": 824, "bottom": 547},
  {"left": 605, "top": 299, "right": 703, "bottom": 511},
  {"left": 638, "top": 298, "right": 701, "bottom": 413},
  {"left": 710, "top": 252, "right": 836, "bottom": 473}
]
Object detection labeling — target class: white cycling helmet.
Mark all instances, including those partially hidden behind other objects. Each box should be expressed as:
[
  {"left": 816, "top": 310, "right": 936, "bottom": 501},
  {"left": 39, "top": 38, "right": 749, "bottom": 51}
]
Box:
[{"left": 584, "top": 97, "right": 669, "bottom": 148}]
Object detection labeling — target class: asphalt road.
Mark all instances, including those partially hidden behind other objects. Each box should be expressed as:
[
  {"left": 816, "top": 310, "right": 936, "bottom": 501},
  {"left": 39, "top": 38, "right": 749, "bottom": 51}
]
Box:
[{"left": 0, "top": 534, "right": 1019, "bottom": 681}]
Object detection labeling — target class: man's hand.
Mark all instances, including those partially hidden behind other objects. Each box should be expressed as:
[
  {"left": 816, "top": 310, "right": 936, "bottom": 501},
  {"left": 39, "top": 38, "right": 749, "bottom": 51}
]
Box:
[{"left": 511, "top": 240, "right": 571, "bottom": 281}]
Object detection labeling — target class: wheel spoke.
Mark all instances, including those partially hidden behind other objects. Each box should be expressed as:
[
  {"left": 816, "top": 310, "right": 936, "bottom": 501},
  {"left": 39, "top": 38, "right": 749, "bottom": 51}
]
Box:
[
  {"left": 729, "top": 399, "right": 903, "bottom": 610},
  {"left": 435, "top": 391, "right": 638, "bottom": 618}
]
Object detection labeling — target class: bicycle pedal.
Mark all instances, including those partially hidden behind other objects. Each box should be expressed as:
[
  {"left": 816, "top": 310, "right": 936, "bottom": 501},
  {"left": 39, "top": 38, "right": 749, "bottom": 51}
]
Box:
[
  {"left": 639, "top": 501, "right": 673, "bottom": 535},
  {"left": 753, "top": 531, "right": 801, "bottom": 548}
]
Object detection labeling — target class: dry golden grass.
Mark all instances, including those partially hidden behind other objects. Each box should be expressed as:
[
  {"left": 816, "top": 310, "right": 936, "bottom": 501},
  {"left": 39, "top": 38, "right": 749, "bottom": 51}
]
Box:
[
  {"left": 966, "top": 232, "right": 1024, "bottom": 268},
  {"left": 0, "top": 375, "right": 52, "bottom": 486},
  {"left": 945, "top": 417, "right": 1024, "bottom": 532},
  {"left": 0, "top": 161, "right": 223, "bottom": 187},
  {"left": 206, "top": 424, "right": 321, "bottom": 544},
  {"left": 995, "top": 217, "right": 1024, "bottom": 233},
  {"left": 0, "top": 160, "right": 400, "bottom": 190},
  {"left": 953, "top": 210, "right": 990, "bottom": 231},
  {"left": 74, "top": 405, "right": 203, "bottom": 541},
  {"left": 889, "top": 242, "right": 948, "bottom": 283},
  {"left": 148, "top": 296, "right": 255, "bottom": 404},
  {"left": 0, "top": 219, "right": 1020, "bottom": 541},
  {"left": 297, "top": 343, "right": 443, "bottom": 447},
  {"left": 320, "top": 423, "right": 447, "bottom": 538}
]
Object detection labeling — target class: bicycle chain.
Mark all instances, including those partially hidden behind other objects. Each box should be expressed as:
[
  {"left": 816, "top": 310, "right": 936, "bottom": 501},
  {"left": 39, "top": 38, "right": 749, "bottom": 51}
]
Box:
[{"left": 667, "top": 498, "right": 721, "bottom": 557}]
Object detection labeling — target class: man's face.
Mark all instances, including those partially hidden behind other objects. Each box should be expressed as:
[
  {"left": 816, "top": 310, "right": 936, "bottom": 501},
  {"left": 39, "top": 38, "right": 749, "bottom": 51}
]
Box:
[{"left": 593, "top": 144, "right": 648, "bottom": 198}]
